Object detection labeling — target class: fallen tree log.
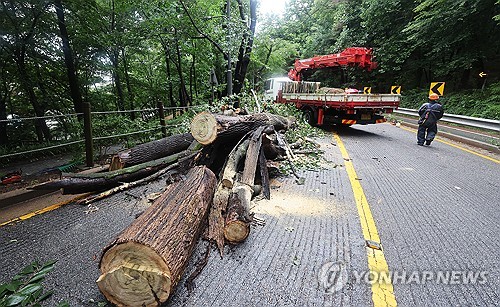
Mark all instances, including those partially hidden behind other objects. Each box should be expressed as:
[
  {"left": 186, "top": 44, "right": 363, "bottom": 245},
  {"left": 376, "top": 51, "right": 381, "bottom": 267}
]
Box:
[
  {"left": 207, "top": 133, "right": 251, "bottom": 256},
  {"left": 190, "top": 112, "right": 294, "bottom": 145},
  {"left": 224, "top": 127, "right": 266, "bottom": 244},
  {"left": 109, "top": 133, "right": 194, "bottom": 171},
  {"left": 224, "top": 183, "right": 253, "bottom": 243},
  {"left": 208, "top": 183, "right": 230, "bottom": 256},
  {"left": 220, "top": 139, "right": 249, "bottom": 189},
  {"left": 77, "top": 150, "right": 198, "bottom": 205},
  {"left": 97, "top": 166, "right": 216, "bottom": 307},
  {"left": 31, "top": 150, "right": 192, "bottom": 194}
]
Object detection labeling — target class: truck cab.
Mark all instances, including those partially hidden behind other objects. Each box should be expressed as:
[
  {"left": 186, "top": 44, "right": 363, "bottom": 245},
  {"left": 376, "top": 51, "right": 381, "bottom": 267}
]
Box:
[{"left": 264, "top": 77, "right": 293, "bottom": 101}]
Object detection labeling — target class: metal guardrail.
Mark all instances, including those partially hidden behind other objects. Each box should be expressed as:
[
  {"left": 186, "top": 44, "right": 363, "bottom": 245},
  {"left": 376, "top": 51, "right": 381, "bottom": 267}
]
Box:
[{"left": 394, "top": 108, "right": 500, "bottom": 132}]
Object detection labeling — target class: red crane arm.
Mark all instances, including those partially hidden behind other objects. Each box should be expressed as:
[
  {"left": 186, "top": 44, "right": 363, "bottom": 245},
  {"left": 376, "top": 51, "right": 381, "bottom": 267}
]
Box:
[{"left": 288, "top": 47, "right": 378, "bottom": 81}]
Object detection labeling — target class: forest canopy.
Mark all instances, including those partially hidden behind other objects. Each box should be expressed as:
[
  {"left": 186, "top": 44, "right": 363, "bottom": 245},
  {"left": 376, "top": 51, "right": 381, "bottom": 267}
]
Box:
[{"left": 1, "top": 0, "right": 499, "bottom": 147}]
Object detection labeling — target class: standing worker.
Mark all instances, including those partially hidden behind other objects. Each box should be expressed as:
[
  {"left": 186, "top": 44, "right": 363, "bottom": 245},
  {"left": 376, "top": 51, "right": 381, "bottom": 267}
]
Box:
[{"left": 417, "top": 93, "right": 444, "bottom": 146}]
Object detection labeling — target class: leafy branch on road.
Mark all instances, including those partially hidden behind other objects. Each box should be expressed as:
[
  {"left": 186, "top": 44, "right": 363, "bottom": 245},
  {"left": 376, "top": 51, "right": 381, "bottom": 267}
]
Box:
[{"left": 0, "top": 260, "right": 67, "bottom": 307}]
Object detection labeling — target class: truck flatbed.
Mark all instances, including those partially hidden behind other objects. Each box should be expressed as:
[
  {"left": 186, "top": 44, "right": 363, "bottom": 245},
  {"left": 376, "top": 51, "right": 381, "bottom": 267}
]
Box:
[{"left": 277, "top": 92, "right": 400, "bottom": 110}]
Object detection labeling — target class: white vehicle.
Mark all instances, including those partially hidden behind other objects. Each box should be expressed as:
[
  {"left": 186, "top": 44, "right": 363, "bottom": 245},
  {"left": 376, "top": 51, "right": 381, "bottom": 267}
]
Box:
[{"left": 263, "top": 77, "right": 293, "bottom": 101}]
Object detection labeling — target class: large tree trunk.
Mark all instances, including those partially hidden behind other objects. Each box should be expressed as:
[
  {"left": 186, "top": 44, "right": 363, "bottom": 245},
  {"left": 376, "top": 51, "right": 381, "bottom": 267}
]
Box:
[
  {"left": 110, "top": 133, "right": 194, "bottom": 170},
  {"left": 111, "top": 49, "right": 125, "bottom": 112},
  {"left": 54, "top": 0, "right": 84, "bottom": 116},
  {"left": 173, "top": 28, "right": 190, "bottom": 110},
  {"left": 110, "top": 0, "right": 125, "bottom": 112},
  {"left": 16, "top": 58, "right": 51, "bottom": 142},
  {"left": 122, "top": 47, "right": 135, "bottom": 120},
  {"left": 190, "top": 112, "right": 294, "bottom": 145},
  {"left": 233, "top": 0, "right": 257, "bottom": 94},
  {"left": 160, "top": 39, "right": 176, "bottom": 112},
  {"left": 97, "top": 166, "right": 216, "bottom": 307},
  {"left": 0, "top": 82, "right": 9, "bottom": 145}
]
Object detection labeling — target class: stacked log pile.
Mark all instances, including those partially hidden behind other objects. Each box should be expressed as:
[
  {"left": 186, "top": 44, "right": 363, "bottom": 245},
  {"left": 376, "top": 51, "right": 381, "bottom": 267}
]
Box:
[
  {"left": 33, "top": 111, "right": 298, "bottom": 306},
  {"left": 282, "top": 81, "right": 320, "bottom": 94}
]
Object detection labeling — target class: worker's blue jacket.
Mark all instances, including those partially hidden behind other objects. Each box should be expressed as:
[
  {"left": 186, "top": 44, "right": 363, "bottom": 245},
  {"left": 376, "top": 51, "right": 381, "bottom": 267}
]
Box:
[{"left": 418, "top": 101, "right": 444, "bottom": 127}]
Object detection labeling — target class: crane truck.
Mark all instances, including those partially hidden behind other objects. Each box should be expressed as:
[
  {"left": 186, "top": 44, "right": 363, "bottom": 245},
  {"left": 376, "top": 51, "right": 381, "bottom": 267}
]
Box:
[{"left": 264, "top": 47, "right": 400, "bottom": 126}]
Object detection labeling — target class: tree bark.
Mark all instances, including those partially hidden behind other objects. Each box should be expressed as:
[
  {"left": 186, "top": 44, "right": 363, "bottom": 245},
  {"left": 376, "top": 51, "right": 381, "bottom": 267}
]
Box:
[
  {"left": 224, "top": 183, "right": 252, "bottom": 243},
  {"left": 240, "top": 126, "right": 265, "bottom": 185},
  {"left": 223, "top": 127, "right": 265, "bottom": 243},
  {"left": 97, "top": 166, "right": 216, "bottom": 307},
  {"left": 122, "top": 47, "right": 135, "bottom": 120},
  {"left": 110, "top": 0, "right": 125, "bottom": 112},
  {"left": 173, "top": 28, "right": 191, "bottom": 109},
  {"left": 54, "top": 0, "right": 84, "bottom": 116},
  {"left": 158, "top": 38, "right": 177, "bottom": 114},
  {"left": 258, "top": 148, "right": 270, "bottom": 200},
  {"left": 220, "top": 139, "right": 249, "bottom": 188},
  {"left": 209, "top": 183, "right": 231, "bottom": 256},
  {"left": 110, "top": 133, "right": 194, "bottom": 170},
  {"left": 111, "top": 49, "right": 125, "bottom": 112},
  {"left": 207, "top": 133, "right": 251, "bottom": 256},
  {"left": 0, "top": 76, "right": 9, "bottom": 145},
  {"left": 233, "top": 0, "right": 257, "bottom": 94},
  {"left": 190, "top": 112, "right": 294, "bottom": 145},
  {"left": 31, "top": 150, "right": 192, "bottom": 194}
]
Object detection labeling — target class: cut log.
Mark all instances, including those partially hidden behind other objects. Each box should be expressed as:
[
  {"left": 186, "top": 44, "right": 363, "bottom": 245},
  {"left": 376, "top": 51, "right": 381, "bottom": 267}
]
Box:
[
  {"left": 109, "top": 133, "right": 194, "bottom": 170},
  {"left": 224, "top": 183, "right": 253, "bottom": 243},
  {"left": 208, "top": 133, "right": 252, "bottom": 256},
  {"left": 190, "top": 112, "right": 294, "bottom": 145},
  {"left": 223, "top": 127, "right": 265, "bottom": 244},
  {"left": 97, "top": 166, "right": 216, "bottom": 307},
  {"left": 208, "top": 183, "right": 231, "bottom": 256},
  {"left": 31, "top": 150, "right": 192, "bottom": 194}
]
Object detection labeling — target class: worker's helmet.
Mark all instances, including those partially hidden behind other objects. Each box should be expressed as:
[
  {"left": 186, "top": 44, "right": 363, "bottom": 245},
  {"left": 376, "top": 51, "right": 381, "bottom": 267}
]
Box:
[{"left": 429, "top": 93, "right": 440, "bottom": 100}]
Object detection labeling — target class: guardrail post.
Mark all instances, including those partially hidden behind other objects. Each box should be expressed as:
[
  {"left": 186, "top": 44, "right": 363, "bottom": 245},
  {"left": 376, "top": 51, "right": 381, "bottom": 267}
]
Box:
[
  {"left": 157, "top": 101, "right": 167, "bottom": 138},
  {"left": 83, "top": 102, "right": 94, "bottom": 167}
]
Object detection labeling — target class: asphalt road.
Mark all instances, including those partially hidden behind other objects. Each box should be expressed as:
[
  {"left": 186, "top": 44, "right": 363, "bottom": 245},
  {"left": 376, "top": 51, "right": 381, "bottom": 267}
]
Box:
[
  {"left": 0, "top": 123, "right": 498, "bottom": 306},
  {"left": 335, "top": 124, "right": 500, "bottom": 306}
]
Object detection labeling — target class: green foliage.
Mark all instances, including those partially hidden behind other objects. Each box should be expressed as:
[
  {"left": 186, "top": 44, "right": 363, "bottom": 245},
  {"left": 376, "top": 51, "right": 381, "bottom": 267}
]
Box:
[
  {"left": 253, "top": 0, "right": 500, "bottom": 101},
  {"left": 264, "top": 102, "right": 325, "bottom": 175},
  {"left": 400, "top": 82, "right": 500, "bottom": 119},
  {"left": 0, "top": 260, "right": 66, "bottom": 307}
]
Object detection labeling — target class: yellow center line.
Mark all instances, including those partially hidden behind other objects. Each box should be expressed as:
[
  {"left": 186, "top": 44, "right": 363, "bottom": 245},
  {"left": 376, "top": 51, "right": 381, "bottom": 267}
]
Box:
[
  {"left": 0, "top": 193, "right": 91, "bottom": 227},
  {"left": 399, "top": 125, "right": 500, "bottom": 164},
  {"left": 333, "top": 132, "right": 397, "bottom": 307}
]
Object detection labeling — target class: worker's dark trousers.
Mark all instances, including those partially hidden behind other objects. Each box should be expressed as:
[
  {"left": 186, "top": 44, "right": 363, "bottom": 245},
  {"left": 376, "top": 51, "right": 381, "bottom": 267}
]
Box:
[{"left": 417, "top": 123, "right": 438, "bottom": 144}]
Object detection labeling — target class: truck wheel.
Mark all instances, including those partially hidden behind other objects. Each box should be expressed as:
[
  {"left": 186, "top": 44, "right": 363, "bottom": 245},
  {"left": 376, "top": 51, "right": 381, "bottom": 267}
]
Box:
[{"left": 303, "top": 110, "right": 316, "bottom": 126}]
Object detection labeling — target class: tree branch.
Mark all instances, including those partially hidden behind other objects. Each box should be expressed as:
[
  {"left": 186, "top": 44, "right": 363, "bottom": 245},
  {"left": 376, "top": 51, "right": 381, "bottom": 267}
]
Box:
[{"left": 178, "top": 0, "right": 227, "bottom": 59}]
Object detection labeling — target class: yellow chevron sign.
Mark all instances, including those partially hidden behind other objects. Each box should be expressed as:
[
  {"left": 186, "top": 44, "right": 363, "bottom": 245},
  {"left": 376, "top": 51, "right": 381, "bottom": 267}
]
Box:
[
  {"left": 391, "top": 86, "right": 401, "bottom": 94},
  {"left": 429, "top": 82, "right": 445, "bottom": 96},
  {"left": 363, "top": 87, "right": 372, "bottom": 94}
]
